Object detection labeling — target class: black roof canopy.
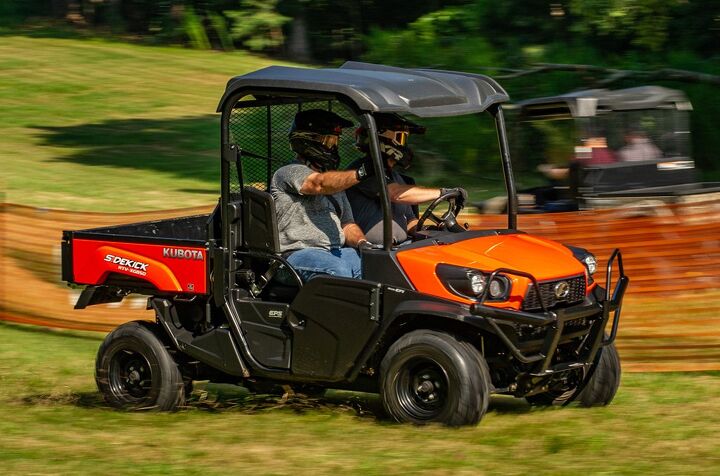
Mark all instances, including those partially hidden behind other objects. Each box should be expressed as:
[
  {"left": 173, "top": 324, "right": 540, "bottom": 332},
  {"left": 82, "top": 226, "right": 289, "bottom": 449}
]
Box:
[
  {"left": 217, "top": 61, "right": 509, "bottom": 117},
  {"left": 517, "top": 86, "right": 692, "bottom": 119}
]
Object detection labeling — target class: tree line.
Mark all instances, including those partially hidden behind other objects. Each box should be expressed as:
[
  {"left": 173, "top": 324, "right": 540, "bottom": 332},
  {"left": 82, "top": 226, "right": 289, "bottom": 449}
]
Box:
[
  {"left": 3, "top": 1, "right": 719, "bottom": 175},
  {"left": 5, "top": 1, "right": 718, "bottom": 60}
]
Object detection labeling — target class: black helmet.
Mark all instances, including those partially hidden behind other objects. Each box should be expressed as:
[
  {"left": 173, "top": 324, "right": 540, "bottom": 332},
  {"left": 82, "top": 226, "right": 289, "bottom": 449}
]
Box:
[
  {"left": 356, "top": 113, "right": 426, "bottom": 169},
  {"left": 289, "top": 109, "right": 353, "bottom": 171}
]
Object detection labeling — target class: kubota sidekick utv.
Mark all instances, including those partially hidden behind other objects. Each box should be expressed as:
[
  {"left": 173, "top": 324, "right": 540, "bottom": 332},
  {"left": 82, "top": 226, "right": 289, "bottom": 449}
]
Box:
[{"left": 61, "top": 62, "right": 628, "bottom": 426}]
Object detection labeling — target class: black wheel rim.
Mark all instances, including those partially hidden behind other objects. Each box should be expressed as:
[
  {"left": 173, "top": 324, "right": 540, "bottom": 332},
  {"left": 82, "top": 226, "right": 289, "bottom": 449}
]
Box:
[
  {"left": 108, "top": 348, "right": 153, "bottom": 402},
  {"left": 395, "top": 357, "right": 450, "bottom": 421}
]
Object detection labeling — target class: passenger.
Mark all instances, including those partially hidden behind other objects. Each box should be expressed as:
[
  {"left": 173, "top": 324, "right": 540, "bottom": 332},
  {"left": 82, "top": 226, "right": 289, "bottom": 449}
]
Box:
[
  {"left": 538, "top": 135, "right": 617, "bottom": 182},
  {"left": 346, "top": 113, "right": 467, "bottom": 244},
  {"left": 579, "top": 136, "right": 617, "bottom": 165},
  {"left": 618, "top": 131, "right": 661, "bottom": 162},
  {"left": 270, "top": 109, "right": 375, "bottom": 281},
  {"left": 528, "top": 136, "right": 616, "bottom": 212}
]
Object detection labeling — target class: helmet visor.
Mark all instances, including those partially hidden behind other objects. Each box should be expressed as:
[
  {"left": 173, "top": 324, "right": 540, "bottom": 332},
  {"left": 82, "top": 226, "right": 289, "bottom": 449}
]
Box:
[
  {"left": 380, "top": 129, "right": 408, "bottom": 146},
  {"left": 320, "top": 134, "right": 340, "bottom": 149}
]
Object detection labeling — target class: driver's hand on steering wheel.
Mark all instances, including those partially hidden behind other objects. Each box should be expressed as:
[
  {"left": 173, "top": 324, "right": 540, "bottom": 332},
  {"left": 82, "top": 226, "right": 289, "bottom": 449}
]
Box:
[{"left": 440, "top": 187, "right": 469, "bottom": 208}]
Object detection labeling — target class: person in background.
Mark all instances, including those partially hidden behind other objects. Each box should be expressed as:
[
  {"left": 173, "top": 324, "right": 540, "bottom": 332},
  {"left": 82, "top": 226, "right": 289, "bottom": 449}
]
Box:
[
  {"left": 529, "top": 135, "right": 616, "bottom": 211},
  {"left": 346, "top": 113, "right": 468, "bottom": 244},
  {"left": 618, "top": 131, "right": 662, "bottom": 162},
  {"left": 578, "top": 136, "right": 617, "bottom": 165},
  {"left": 538, "top": 135, "right": 617, "bottom": 182}
]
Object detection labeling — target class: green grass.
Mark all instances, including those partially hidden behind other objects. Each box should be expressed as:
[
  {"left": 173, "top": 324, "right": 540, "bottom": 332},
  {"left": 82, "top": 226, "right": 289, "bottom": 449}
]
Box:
[
  {"left": 0, "top": 33, "right": 296, "bottom": 211},
  {"left": 0, "top": 33, "right": 511, "bottom": 213},
  {"left": 1, "top": 321, "right": 719, "bottom": 475}
]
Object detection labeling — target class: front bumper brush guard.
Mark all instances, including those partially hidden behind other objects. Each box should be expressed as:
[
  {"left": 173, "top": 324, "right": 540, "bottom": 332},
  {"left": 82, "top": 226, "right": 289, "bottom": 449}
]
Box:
[
  {"left": 469, "top": 249, "right": 628, "bottom": 370},
  {"left": 602, "top": 248, "right": 627, "bottom": 346}
]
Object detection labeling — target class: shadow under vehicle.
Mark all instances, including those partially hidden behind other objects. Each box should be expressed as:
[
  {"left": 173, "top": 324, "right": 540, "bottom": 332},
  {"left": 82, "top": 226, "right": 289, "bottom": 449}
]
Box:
[
  {"left": 509, "top": 86, "right": 720, "bottom": 212},
  {"left": 61, "top": 62, "right": 627, "bottom": 426}
]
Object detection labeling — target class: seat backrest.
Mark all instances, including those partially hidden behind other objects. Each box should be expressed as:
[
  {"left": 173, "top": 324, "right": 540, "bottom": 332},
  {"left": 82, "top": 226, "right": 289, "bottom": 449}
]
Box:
[{"left": 242, "top": 186, "right": 281, "bottom": 254}]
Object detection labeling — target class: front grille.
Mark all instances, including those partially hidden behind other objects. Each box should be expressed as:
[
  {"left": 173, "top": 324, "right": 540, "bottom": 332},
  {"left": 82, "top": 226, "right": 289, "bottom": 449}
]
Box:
[{"left": 523, "top": 275, "right": 586, "bottom": 311}]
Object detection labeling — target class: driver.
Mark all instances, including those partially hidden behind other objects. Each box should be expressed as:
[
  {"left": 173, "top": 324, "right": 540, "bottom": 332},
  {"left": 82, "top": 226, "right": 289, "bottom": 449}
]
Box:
[
  {"left": 346, "top": 113, "right": 467, "bottom": 244},
  {"left": 271, "top": 109, "right": 375, "bottom": 281}
]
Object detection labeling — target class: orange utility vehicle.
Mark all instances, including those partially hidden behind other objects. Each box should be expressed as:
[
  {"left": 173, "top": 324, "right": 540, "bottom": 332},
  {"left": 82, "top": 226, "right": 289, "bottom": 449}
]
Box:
[{"left": 62, "top": 62, "right": 627, "bottom": 426}]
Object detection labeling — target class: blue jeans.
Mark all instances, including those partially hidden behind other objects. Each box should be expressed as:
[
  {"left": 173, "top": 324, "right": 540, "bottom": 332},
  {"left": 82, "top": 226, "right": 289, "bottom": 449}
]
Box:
[{"left": 286, "top": 247, "right": 362, "bottom": 281}]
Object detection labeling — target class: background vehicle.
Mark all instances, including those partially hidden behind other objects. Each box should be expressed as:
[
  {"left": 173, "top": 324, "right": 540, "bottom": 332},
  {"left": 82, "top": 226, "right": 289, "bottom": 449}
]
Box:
[
  {"left": 510, "top": 86, "right": 720, "bottom": 211},
  {"left": 62, "top": 62, "right": 627, "bottom": 426}
]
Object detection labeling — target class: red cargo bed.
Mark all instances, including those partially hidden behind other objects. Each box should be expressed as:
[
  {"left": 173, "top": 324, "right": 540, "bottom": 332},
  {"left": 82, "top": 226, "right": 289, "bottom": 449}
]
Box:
[{"left": 63, "top": 214, "right": 211, "bottom": 295}]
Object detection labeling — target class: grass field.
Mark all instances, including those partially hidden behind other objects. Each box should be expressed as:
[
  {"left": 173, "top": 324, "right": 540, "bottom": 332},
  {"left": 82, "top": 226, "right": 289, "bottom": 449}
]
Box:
[
  {"left": 2, "top": 29, "right": 719, "bottom": 475},
  {"left": 0, "top": 31, "right": 508, "bottom": 212},
  {"left": 0, "top": 32, "right": 295, "bottom": 211},
  {"left": 1, "top": 321, "right": 719, "bottom": 475}
]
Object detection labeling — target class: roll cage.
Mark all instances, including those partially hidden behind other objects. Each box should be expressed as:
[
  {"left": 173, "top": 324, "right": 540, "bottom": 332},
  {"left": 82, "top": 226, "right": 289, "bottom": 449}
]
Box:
[{"left": 217, "top": 61, "right": 519, "bottom": 255}]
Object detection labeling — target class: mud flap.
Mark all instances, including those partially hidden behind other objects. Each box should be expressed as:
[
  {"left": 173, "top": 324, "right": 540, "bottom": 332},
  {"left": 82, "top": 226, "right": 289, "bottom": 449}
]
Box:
[{"left": 74, "top": 285, "right": 125, "bottom": 309}]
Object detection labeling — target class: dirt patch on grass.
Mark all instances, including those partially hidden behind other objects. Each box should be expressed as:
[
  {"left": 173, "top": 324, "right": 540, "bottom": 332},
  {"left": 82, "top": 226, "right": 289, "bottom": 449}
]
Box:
[
  {"left": 22, "top": 391, "right": 105, "bottom": 408},
  {"left": 20, "top": 387, "right": 384, "bottom": 419}
]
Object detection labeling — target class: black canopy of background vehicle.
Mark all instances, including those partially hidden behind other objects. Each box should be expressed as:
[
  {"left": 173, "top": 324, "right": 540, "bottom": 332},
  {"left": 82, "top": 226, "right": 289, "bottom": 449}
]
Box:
[
  {"left": 512, "top": 85, "right": 720, "bottom": 210},
  {"left": 518, "top": 85, "right": 689, "bottom": 117},
  {"left": 63, "top": 62, "right": 626, "bottom": 426}
]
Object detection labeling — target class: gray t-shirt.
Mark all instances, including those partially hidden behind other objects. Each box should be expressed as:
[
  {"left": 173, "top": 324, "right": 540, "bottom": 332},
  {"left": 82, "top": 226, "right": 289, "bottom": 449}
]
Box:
[
  {"left": 345, "top": 159, "right": 418, "bottom": 244},
  {"left": 270, "top": 163, "right": 354, "bottom": 252}
]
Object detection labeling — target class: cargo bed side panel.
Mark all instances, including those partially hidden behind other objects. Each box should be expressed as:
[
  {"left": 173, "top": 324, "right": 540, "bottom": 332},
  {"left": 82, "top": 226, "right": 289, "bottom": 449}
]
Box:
[{"left": 71, "top": 238, "right": 208, "bottom": 294}]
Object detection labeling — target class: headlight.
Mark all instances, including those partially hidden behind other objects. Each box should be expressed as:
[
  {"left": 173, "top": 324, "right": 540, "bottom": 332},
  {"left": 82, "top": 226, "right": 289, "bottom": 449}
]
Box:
[
  {"left": 565, "top": 245, "right": 597, "bottom": 276},
  {"left": 469, "top": 272, "right": 486, "bottom": 295},
  {"left": 488, "top": 277, "right": 509, "bottom": 298},
  {"left": 436, "top": 264, "right": 510, "bottom": 301},
  {"left": 583, "top": 255, "right": 597, "bottom": 275}
]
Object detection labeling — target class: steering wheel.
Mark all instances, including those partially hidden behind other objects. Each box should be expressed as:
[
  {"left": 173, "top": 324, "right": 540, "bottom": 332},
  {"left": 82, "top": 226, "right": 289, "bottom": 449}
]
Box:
[{"left": 415, "top": 189, "right": 465, "bottom": 233}]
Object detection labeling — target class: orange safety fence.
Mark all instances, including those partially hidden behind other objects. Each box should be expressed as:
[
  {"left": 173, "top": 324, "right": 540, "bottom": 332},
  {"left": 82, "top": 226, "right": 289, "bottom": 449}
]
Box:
[{"left": 2, "top": 197, "right": 720, "bottom": 372}]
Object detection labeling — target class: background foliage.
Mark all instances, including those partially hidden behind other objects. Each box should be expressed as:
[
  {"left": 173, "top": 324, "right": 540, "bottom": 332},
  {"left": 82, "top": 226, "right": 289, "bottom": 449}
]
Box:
[{"left": 2, "top": 0, "right": 719, "bottom": 185}]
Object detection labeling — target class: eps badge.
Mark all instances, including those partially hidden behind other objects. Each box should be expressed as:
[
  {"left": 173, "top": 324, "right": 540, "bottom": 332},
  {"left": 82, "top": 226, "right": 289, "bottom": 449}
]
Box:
[{"left": 268, "top": 309, "right": 284, "bottom": 319}]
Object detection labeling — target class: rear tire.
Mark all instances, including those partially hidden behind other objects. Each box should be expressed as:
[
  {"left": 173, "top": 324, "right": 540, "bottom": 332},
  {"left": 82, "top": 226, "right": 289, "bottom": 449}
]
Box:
[
  {"left": 96, "top": 321, "right": 185, "bottom": 411},
  {"left": 380, "top": 330, "right": 491, "bottom": 426},
  {"left": 579, "top": 342, "right": 621, "bottom": 407}
]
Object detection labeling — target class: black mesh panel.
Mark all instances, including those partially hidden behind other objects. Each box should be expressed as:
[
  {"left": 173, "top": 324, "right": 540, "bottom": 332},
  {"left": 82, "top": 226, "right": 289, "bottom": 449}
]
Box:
[{"left": 228, "top": 98, "right": 363, "bottom": 191}]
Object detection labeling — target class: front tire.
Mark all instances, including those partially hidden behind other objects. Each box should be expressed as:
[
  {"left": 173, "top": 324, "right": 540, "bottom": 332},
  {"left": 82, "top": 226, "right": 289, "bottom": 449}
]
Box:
[
  {"left": 579, "top": 342, "right": 621, "bottom": 407},
  {"left": 380, "top": 330, "right": 491, "bottom": 426},
  {"left": 96, "top": 321, "right": 185, "bottom": 411}
]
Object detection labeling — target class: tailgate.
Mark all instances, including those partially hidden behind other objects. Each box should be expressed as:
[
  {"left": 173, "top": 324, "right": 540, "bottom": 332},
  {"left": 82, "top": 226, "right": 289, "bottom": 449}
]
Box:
[{"left": 63, "top": 234, "right": 209, "bottom": 295}]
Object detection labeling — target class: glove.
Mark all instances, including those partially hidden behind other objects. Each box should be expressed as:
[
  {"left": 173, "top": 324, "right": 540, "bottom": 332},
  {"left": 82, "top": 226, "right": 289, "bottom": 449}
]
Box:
[
  {"left": 441, "top": 187, "right": 469, "bottom": 208},
  {"left": 355, "top": 158, "right": 376, "bottom": 181},
  {"left": 355, "top": 158, "right": 392, "bottom": 183},
  {"left": 357, "top": 239, "right": 376, "bottom": 251}
]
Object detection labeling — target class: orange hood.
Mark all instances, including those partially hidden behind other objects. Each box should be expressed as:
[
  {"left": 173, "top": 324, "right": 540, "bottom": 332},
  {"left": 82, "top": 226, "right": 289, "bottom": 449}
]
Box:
[{"left": 396, "top": 232, "right": 588, "bottom": 307}]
